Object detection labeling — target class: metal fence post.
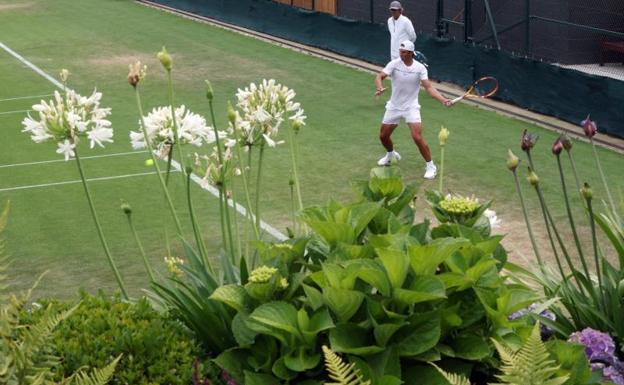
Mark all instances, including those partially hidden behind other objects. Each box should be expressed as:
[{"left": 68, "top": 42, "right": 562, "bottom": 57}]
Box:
[
  {"left": 370, "top": 0, "right": 374, "bottom": 23},
  {"left": 464, "top": 0, "right": 473, "bottom": 42}
]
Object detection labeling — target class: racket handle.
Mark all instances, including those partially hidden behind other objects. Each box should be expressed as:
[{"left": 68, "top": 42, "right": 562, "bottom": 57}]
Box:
[{"left": 450, "top": 95, "right": 463, "bottom": 105}]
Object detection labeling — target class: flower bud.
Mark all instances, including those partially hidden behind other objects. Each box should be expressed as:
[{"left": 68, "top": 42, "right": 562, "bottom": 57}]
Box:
[
  {"left": 205, "top": 80, "right": 214, "bottom": 101},
  {"left": 227, "top": 101, "right": 236, "bottom": 124},
  {"left": 580, "top": 182, "right": 593, "bottom": 201},
  {"left": 157, "top": 47, "right": 172, "bottom": 71},
  {"left": 581, "top": 115, "right": 597, "bottom": 138},
  {"left": 506, "top": 149, "right": 520, "bottom": 171},
  {"left": 552, "top": 136, "right": 564, "bottom": 155},
  {"left": 120, "top": 201, "right": 132, "bottom": 215},
  {"left": 618, "top": 279, "right": 624, "bottom": 297},
  {"left": 527, "top": 168, "right": 539, "bottom": 186},
  {"left": 128, "top": 61, "right": 146, "bottom": 88},
  {"left": 60, "top": 69, "right": 70, "bottom": 83},
  {"left": 291, "top": 120, "right": 302, "bottom": 134},
  {"left": 521, "top": 129, "right": 538, "bottom": 152},
  {"left": 560, "top": 133, "right": 572, "bottom": 151},
  {"left": 438, "top": 126, "right": 449, "bottom": 146},
  {"left": 185, "top": 165, "right": 193, "bottom": 175},
  {"left": 289, "top": 178, "right": 295, "bottom": 186}
]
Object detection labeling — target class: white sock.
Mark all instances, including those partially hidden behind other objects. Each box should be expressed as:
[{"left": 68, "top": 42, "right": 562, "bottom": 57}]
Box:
[
  {"left": 426, "top": 160, "right": 435, "bottom": 167},
  {"left": 388, "top": 151, "right": 395, "bottom": 156}
]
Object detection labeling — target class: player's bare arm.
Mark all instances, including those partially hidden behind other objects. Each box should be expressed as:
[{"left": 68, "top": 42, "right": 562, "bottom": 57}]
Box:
[
  {"left": 375, "top": 71, "right": 388, "bottom": 96},
  {"left": 421, "top": 79, "right": 451, "bottom": 106}
]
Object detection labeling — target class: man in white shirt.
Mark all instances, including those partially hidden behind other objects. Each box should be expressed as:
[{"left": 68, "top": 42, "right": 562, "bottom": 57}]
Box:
[
  {"left": 374, "top": 40, "right": 450, "bottom": 179},
  {"left": 388, "top": 1, "right": 416, "bottom": 60}
]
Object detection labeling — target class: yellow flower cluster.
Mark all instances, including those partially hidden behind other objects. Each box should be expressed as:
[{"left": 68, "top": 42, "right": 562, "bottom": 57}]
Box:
[
  {"left": 440, "top": 195, "right": 480, "bottom": 215},
  {"left": 164, "top": 256, "right": 185, "bottom": 277},
  {"left": 249, "top": 265, "right": 278, "bottom": 283}
]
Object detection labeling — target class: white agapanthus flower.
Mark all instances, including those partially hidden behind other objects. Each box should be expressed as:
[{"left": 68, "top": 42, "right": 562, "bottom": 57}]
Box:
[
  {"left": 130, "top": 105, "right": 225, "bottom": 159},
  {"left": 233, "top": 79, "right": 305, "bottom": 147},
  {"left": 194, "top": 144, "right": 240, "bottom": 188},
  {"left": 484, "top": 208, "right": 502, "bottom": 229},
  {"left": 21, "top": 89, "right": 113, "bottom": 160}
]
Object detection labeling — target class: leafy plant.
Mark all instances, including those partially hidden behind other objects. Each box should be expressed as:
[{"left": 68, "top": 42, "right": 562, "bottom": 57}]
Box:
[
  {"left": 0, "top": 203, "right": 120, "bottom": 385},
  {"left": 22, "top": 292, "right": 203, "bottom": 385},
  {"left": 322, "top": 345, "right": 371, "bottom": 385}
]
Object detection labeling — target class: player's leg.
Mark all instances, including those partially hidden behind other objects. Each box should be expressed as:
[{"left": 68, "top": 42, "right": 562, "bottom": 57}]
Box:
[
  {"left": 406, "top": 109, "right": 437, "bottom": 179},
  {"left": 378, "top": 109, "right": 401, "bottom": 166}
]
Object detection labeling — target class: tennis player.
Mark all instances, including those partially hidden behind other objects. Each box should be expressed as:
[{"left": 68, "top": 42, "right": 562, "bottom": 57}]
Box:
[{"left": 375, "top": 40, "right": 450, "bottom": 179}]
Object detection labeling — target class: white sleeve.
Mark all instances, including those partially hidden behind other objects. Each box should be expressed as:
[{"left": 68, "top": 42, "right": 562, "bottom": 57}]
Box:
[
  {"left": 406, "top": 18, "right": 416, "bottom": 42},
  {"left": 421, "top": 66, "right": 429, "bottom": 81},
  {"left": 382, "top": 61, "right": 396, "bottom": 76},
  {"left": 387, "top": 18, "right": 392, "bottom": 33}
]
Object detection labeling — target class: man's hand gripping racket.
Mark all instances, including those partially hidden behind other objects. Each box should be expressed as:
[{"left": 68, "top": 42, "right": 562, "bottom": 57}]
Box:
[{"left": 449, "top": 76, "right": 499, "bottom": 105}]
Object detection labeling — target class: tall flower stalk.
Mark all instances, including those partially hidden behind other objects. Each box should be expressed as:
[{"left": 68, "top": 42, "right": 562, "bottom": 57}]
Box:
[
  {"left": 121, "top": 201, "right": 155, "bottom": 282},
  {"left": 507, "top": 150, "right": 543, "bottom": 266},
  {"left": 22, "top": 70, "right": 127, "bottom": 298},
  {"left": 438, "top": 126, "right": 449, "bottom": 192}
]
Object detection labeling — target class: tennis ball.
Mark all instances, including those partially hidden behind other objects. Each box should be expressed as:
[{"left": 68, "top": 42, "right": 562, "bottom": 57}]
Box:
[{"left": 145, "top": 159, "right": 154, "bottom": 166}]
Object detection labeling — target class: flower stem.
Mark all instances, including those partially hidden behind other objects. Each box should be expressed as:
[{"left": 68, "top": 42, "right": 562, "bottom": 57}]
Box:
[
  {"left": 591, "top": 138, "right": 619, "bottom": 219},
  {"left": 566, "top": 150, "right": 584, "bottom": 205},
  {"left": 439, "top": 145, "right": 445, "bottom": 192},
  {"left": 255, "top": 142, "right": 266, "bottom": 236},
  {"left": 125, "top": 211, "right": 155, "bottom": 282},
  {"left": 556, "top": 155, "right": 591, "bottom": 279},
  {"left": 186, "top": 172, "right": 212, "bottom": 271},
  {"left": 74, "top": 147, "right": 128, "bottom": 299},
  {"left": 134, "top": 87, "right": 184, "bottom": 235},
  {"left": 217, "top": 187, "right": 229, "bottom": 256},
  {"left": 287, "top": 127, "right": 304, "bottom": 212},
  {"left": 232, "top": 136, "right": 259, "bottom": 241},
  {"left": 512, "top": 170, "right": 543, "bottom": 266},
  {"left": 585, "top": 197, "right": 606, "bottom": 310}
]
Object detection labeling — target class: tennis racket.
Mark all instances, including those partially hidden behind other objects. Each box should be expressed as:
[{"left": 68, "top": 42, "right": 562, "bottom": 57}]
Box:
[{"left": 449, "top": 76, "right": 499, "bottom": 105}]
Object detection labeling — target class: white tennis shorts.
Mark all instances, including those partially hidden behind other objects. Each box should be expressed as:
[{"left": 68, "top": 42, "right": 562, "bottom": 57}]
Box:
[{"left": 382, "top": 107, "right": 421, "bottom": 124}]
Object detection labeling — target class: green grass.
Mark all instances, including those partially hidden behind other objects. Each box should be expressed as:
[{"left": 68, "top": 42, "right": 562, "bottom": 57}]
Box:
[{"left": 0, "top": 0, "right": 622, "bottom": 299}]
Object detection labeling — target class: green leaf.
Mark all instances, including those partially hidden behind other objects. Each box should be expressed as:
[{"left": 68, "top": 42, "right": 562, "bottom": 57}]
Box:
[
  {"left": 300, "top": 307, "right": 335, "bottom": 345},
  {"left": 369, "top": 176, "right": 404, "bottom": 200},
  {"left": 349, "top": 259, "right": 392, "bottom": 297},
  {"left": 247, "top": 301, "right": 302, "bottom": 343},
  {"left": 374, "top": 322, "right": 408, "bottom": 347},
  {"left": 284, "top": 346, "right": 321, "bottom": 372},
  {"left": 323, "top": 287, "right": 364, "bottom": 323},
  {"left": 408, "top": 238, "right": 470, "bottom": 276},
  {"left": 210, "top": 284, "right": 252, "bottom": 313},
  {"left": 244, "top": 370, "right": 281, "bottom": 385},
  {"left": 396, "top": 312, "right": 441, "bottom": 357},
  {"left": 377, "top": 248, "right": 410, "bottom": 289},
  {"left": 215, "top": 348, "right": 248, "bottom": 383},
  {"left": 302, "top": 284, "right": 324, "bottom": 311},
  {"left": 305, "top": 220, "right": 355, "bottom": 248},
  {"left": 449, "top": 333, "right": 491, "bottom": 360},
  {"left": 393, "top": 276, "right": 446, "bottom": 306},
  {"left": 329, "top": 324, "right": 385, "bottom": 356},
  {"left": 232, "top": 312, "right": 258, "bottom": 346},
  {"left": 348, "top": 202, "right": 382, "bottom": 237},
  {"left": 272, "top": 357, "right": 298, "bottom": 380}
]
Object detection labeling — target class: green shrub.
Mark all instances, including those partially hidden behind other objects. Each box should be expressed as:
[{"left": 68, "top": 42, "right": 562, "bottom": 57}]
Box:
[{"left": 22, "top": 292, "right": 208, "bottom": 385}]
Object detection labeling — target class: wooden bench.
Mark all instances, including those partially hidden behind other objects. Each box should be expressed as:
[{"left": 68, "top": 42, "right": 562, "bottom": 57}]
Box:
[{"left": 600, "top": 41, "right": 624, "bottom": 66}]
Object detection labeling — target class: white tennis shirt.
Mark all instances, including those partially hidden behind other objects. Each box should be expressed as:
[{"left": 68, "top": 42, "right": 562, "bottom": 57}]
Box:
[
  {"left": 387, "top": 15, "right": 416, "bottom": 60},
  {"left": 382, "top": 58, "right": 428, "bottom": 110}
]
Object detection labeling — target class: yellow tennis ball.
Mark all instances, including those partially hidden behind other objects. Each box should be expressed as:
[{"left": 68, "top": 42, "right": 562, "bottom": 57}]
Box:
[{"left": 145, "top": 159, "right": 154, "bottom": 166}]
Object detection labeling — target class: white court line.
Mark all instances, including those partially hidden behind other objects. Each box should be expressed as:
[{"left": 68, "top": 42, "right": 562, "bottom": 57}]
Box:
[
  {"left": 0, "top": 42, "right": 64, "bottom": 89},
  {"left": 0, "top": 170, "right": 178, "bottom": 192},
  {"left": 0, "top": 109, "right": 32, "bottom": 116},
  {"left": 0, "top": 150, "right": 148, "bottom": 169},
  {"left": 0, "top": 93, "right": 53, "bottom": 102},
  {"left": 0, "top": 41, "right": 288, "bottom": 241}
]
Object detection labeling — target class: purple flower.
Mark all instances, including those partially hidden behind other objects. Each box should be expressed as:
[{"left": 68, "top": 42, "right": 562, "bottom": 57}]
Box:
[
  {"left": 552, "top": 136, "right": 564, "bottom": 155},
  {"left": 221, "top": 370, "right": 238, "bottom": 385},
  {"left": 568, "top": 328, "right": 617, "bottom": 365},
  {"left": 581, "top": 115, "right": 598, "bottom": 138},
  {"left": 521, "top": 129, "right": 539, "bottom": 152},
  {"left": 507, "top": 304, "right": 556, "bottom": 336},
  {"left": 603, "top": 365, "right": 624, "bottom": 385}
]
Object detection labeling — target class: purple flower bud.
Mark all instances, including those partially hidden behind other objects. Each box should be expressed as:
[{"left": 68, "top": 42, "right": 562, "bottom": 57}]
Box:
[
  {"left": 560, "top": 133, "right": 572, "bottom": 151},
  {"left": 581, "top": 115, "right": 598, "bottom": 138},
  {"left": 521, "top": 129, "right": 539, "bottom": 152},
  {"left": 552, "top": 136, "right": 564, "bottom": 155}
]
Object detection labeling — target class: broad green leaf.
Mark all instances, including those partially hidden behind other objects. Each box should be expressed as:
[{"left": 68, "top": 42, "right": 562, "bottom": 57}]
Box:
[
  {"left": 232, "top": 312, "right": 257, "bottom": 346},
  {"left": 437, "top": 272, "right": 470, "bottom": 290},
  {"left": 284, "top": 346, "right": 321, "bottom": 372},
  {"left": 352, "top": 260, "right": 392, "bottom": 297},
  {"left": 377, "top": 248, "right": 410, "bottom": 288},
  {"left": 214, "top": 348, "right": 248, "bottom": 383},
  {"left": 393, "top": 276, "right": 446, "bottom": 306},
  {"left": 397, "top": 312, "right": 441, "bottom": 356},
  {"left": 210, "top": 284, "right": 252, "bottom": 313},
  {"left": 369, "top": 176, "right": 404, "bottom": 200},
  {"left": 244, "top": 370, "right": 281, "bottom": 385},
  {"left": 475, "top": 236, "right": 504, "bottom": 257},
  {"left": 301, "top": 307, "right": 335, "bottom": 345},
  {"left": 449, "top": 334, "right": 491, "bottom": 360},
  {"left": 387, "top": 182, "right": 419, "bottom": 215},
  {"left": 305, "top": 220, "right": 355, "bottom": 248},
  {"left": 333, "top": 243, "right": 375, "bottom": 260},
  {"left": 408, "top": 238, "right": 470, "bottom": 276},
  {"left": 302, "top": 284, "right": 324, "bottom": 310},
  {"left": 247, "top": 301, "right": 302, "bottom": 343},
  {"left": 272, "top": 357, "right": 298, "bottom": 380},
  {"left": 323, "top": 287, "right": 364, "bottom": 322},
  {"left": 348, "top": 201, "right": 382, "bottom": 237},
  {"left": 329, "top": 323, "right": 385, "bottom": 355},
  {"left": 374, "top": 322, "right": 408, "bottom": 347}
]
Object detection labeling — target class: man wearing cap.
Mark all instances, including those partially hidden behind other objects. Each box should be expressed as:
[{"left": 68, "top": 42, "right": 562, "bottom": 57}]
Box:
[
  {"left": 374, "top": 40, "right": 450, "bottom": 179},
  {"left": 388, "top": 1, "right": 416, "bottom": 60}
]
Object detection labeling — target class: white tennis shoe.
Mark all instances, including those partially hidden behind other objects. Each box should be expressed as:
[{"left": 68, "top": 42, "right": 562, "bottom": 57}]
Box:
[
  {"left": 424, "top": 163, "right": 437, "bottom": 179},
  {"left": 377, "top": 151, "right": 401, "bottom": 166}
]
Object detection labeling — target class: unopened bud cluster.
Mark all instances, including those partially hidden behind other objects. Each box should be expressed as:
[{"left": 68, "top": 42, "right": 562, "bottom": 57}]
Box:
[{"left": 440, "top": 195, "right": 480, "bottom": 215}]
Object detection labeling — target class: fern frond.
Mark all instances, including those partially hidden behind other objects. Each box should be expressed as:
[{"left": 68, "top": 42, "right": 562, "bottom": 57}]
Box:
[
  {"left": 64, "top": 354, "right": 121, "bottom": 385},
  {"left": 431, "top": 363, "right": 472, "bottom": 385},
  {"left": 322, "top": 345, "right": 371, "bottom": 385},
  {"left": 491, "top": 323, "right": 569, "bottom": 385}
]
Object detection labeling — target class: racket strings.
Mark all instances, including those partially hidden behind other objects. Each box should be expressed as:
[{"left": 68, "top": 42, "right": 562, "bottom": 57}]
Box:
[{"left": 472, "top": 78, "right": 499, "bottom": 97}]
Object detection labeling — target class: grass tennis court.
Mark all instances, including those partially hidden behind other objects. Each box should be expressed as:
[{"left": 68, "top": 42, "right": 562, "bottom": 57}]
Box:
[{"left": 1, "top": 0, "right": 622, "bottom": 299}]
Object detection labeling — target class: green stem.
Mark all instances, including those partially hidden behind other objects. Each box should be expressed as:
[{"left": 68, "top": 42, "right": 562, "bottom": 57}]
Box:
[
  {"left": 439, "top": 145, "right": 445, "bottom": 192},
  {"left": 134, "top": 87, "right": 184, "bottom": 235},
  {"left": 556, "top": 155, "right": 591, "bottom": 279},
  {"left": 223, "top": 189, "right": 236, "bottom": 264},
  {"left": 526, "top": 151, "right": 536, "bottom": 172},
  {"left": 229, "top": 185, "right": 242, "bottom": 260},
  {"left": 186, "top": 172, "right": 212, "bottom": 271},
  {"left": 287, "top": 128, "right": 304, "bottom": 212},
  {"left": 591, "top": 138, "right": 619, "bottom": 219},
  {"left": 233, "top": 139, "right": 259, "bottom": 240},
  {"left": 255, "top": 142, "right": 266, "bottom": 236},
  {"left": 290, "top": 179, "right": 296, "bottom": 235},
  {"left": 566, "top": 150, "right": 584, "bottom": 205},
  {"left": 125, "top": 212, "right": 155, "bottom": 282},
  {"left": 74, "top": 147, "right": 128, "bottom": 299},
  {"left": 512, "top": 170, "right": 543, "bottom": 266},
  {"left": 586, "top": 198, "right": 606, "bottom": 310},
  {"left": 532, "top": 182, "right": 568, "bottom": 281},
  {"left": 217, "top": 187, "right": 229, "bottom": 255}
]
